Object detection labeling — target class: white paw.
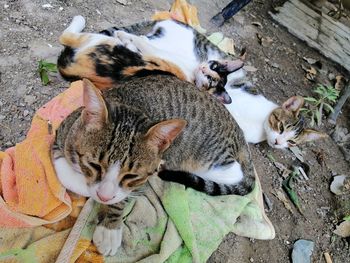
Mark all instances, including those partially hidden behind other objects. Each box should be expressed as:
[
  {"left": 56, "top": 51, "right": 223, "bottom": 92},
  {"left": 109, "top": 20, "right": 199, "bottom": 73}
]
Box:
[
  {"left": 71, "top": 15, "right": 86, "bottom": 32},
  {"left": 115, "top": 31, "right": 132, "bottom": 42},
  {"left": 93, "top": 225, "right": 122, "bottom": 256},
  {"left": 115, "top": 31, "right": 139, "bottom": 53}
]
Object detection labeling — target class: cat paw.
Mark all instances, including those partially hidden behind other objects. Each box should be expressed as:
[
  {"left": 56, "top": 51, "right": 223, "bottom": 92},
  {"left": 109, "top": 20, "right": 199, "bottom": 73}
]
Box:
[
  {"left": 93, "top": 225, "right": 122, "bottom": 256},
  {"left": 115, "top": 31, "right": 139, "bottom": 53},
  {"left": 70, "top": 15, "right": 86, "bottom": 32}
]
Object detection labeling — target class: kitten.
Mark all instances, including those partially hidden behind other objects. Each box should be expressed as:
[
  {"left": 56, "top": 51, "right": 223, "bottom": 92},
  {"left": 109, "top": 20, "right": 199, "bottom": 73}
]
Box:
[
  {"left": 57, "top": 16, "right": 243, "bottom": 104},
  {"left": 224, "top": 69, "right": 327, "bottom": 148},
  {"left": 53, "top": 75, "right": 255, "bottom": 256}
]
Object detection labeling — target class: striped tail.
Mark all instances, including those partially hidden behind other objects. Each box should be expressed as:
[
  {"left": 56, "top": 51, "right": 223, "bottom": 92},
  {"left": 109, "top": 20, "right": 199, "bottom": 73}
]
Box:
[
  {"left": 158, "top": 170, "right": 254, "bottom": 196},
  {"left": 99, "top": 21, "right": 156, "bottom": 36}
]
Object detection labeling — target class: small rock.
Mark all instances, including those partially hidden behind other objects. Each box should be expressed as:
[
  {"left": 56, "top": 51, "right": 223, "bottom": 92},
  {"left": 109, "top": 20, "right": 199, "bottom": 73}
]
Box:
[
  {"left": 302, "top": 57, "right": 317, "bottom": 65},
  {"left": 42, "top": 4, "right": 53, "bottom": 9},
  {"left": 271, "top": 62, "right": 280, "bottom": 69},
  {"left": 257, "top": 33, "right": 273, "bottom": 47},
  {"left": 24, "top": 95, "right": 36, "bottom": 105},
  {"left": 244, "top": 65, "right": 258, "bottom": 72},
  {"left": 116, "top": 0, "right": 130, "bottom": 5},
  {"left": 292, "top": 239, "right": 314, "bottom": 263},
  {"left": 23, "top": 110, "right": 29, "bottom": 117},
  {"left": 251, "top": 21, "right": 262, "bottom": 28},
  {"left": 330, "top": 175, "right": 350, "bottom": 195},
  {"left": 4, "top": 4, "right": 9, "bottom": 8},
  {"left": 328, "top": 72, "right": 335, "bottom": 81},
  {"left": 249, "top": 257, "right": 254, "bottom": 262},
  {"left": 0, "top": 115, "right": 6, "bottom": 121},
  {"left": 333, "top": 221, "right": 350, "bottom": 238}
]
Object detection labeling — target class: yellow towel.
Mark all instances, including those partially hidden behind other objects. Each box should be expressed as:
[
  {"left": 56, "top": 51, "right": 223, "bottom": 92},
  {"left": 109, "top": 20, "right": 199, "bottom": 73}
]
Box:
[{"left": 0, "top": 81, "right": 85, "bottom": 227}]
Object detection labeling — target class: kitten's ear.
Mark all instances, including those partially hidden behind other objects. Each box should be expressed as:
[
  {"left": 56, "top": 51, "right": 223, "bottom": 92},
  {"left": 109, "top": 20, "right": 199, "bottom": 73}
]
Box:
[
  {"left": 224, "top": 59, "right": 244, "bottom": 72},
  {"left": 296, "top": 129, "right": 328, "bottom": 144},
  {"left": 145, "top": 119, "right": 187, "bottom": 153},
  {"left": 215, "top": 91, "right": 232, "bottom": 104},
  {"left": 282, "top": 96, "right": 304, "bottom": 117},
  {"left": 82, "top": 78, "right": 108, "bottom": 128},
  {"left": 212, "top": 59, "right": 244, "bottom": 75},
  {"left": 219, "top": 59, "right": 244, "bottom": 74}
]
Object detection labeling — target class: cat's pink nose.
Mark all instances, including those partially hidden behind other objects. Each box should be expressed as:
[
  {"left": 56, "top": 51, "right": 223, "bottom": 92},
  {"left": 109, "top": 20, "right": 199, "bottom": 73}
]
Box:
[{"left": 97, "top": 191, "right": 114, "bottom": 202}]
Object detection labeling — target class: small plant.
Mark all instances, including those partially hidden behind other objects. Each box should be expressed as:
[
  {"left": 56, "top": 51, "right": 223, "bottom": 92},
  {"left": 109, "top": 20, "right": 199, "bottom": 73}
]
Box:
[
  {"left": 38, "top": 60, "right": 58, "bottom": 85},
  {"left": 301, "top": 84, "right": 339, "bottom": 126}
]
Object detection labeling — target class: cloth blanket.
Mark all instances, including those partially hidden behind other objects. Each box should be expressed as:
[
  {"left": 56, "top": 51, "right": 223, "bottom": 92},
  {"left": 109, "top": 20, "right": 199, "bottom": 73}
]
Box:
[{"left": 0, "top": 0, "right": 275, "bottom": 262}]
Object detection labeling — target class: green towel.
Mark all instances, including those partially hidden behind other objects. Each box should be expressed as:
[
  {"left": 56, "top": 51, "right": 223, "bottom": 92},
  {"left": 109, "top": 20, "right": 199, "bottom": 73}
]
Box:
[{"left": 74, "top": 171, "right": 275, "bottom": 263}]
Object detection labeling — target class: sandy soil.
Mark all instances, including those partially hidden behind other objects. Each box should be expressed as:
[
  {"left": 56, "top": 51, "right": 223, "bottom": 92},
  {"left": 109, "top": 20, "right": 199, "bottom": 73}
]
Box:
[{"left": 0, "top": 0, "right": 349, "bottom": 262}]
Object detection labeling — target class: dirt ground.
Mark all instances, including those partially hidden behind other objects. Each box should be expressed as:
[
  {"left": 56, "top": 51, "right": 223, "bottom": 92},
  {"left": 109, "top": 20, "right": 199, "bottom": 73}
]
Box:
[{"left": 0, "top": 0, "right": 349, "bottom": 262}]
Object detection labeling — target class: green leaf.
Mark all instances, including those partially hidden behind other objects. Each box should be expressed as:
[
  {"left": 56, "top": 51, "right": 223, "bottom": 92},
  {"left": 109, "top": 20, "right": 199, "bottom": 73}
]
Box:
[
  {"left": 310, "top": 112, "right": 315, "bottom": 127},
  {"left": 315, "top": 109, "right": 322, "bottom": 126},
  {"left": 267, "top": 153, "right": 276, "bottom": 162},
  {"left": 324, "top": 103, "right": 334, "bottom": 113},
  {"left": 45, "top": 63, "right": 58, "bottom": 73},
  {"left": 344, "top": 215, "right": 350, "bottom": 221},
  {"left": 40, "top": 70, "right": 50, "bottom": 85},
  {"left": 37, "top": 60, "right": 57, "bottom": 85},
  {"left": 304, "top": 97, "right": 318, "bottom": 103},
  {"left": 282, "top": 168, "right": 302, "bottom": 214}
]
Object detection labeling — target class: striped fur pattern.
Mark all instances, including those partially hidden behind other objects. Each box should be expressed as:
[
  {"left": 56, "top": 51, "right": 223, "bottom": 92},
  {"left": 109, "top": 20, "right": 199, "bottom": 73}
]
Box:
[
  {"left": 57, "top": 16, "right": 244, "bottom": 104},
  {"left": 53, "top": 75, "right": 255, "bottom": 255}
]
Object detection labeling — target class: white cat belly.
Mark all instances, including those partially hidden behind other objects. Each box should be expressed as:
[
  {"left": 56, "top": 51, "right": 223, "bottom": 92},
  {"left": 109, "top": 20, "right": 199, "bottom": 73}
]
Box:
[
  {"left": 147, "top": 20, "right": 200, "bottom": 76},
  {"left": 196, "top": 161, "right": 244, "bottom": 185},
  {"left": 225, "top": 87, "right": 278, "bottom": 144}
]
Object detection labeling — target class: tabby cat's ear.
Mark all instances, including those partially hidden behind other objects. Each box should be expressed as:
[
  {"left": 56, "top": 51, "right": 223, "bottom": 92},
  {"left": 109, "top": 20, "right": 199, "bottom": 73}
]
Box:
[
  {"left": 296, "top": 129, "right": 328, "bottom": 144},
  {"left": 82, "top": 78, "right": 108, "bottom": 128},
  {"left": 282, "top": 96, "right": 304, "bottom": 117},
  {"left": 145, "top": 119, "right": 187, "bottom": 153}
]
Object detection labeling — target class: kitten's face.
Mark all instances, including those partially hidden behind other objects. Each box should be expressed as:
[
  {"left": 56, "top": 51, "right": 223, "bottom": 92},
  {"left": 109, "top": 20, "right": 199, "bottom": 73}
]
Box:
[
  {"left": 59, "top": 80, "right": 186, "bottom": 204},
  {"left": 194, "top": 59, "right": 244, "bottom": 104},
  {"left": 264, "top": 96, "right": 327, "bottom": 148}
]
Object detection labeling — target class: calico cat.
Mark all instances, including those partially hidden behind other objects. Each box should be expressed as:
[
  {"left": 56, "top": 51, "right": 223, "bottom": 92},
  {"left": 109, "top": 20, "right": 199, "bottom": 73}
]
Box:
[
  {"left": 57, "top": 16, "right": 244, "bottom": 104},
  {"left": 53, "top": 75, "right": 255, "bottom": 256},
  {"left": 224, "top": 69, "right": 327, "bottom": 148}
]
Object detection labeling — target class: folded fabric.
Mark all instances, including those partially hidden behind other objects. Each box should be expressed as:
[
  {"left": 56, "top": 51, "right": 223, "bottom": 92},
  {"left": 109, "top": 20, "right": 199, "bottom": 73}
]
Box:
[
  {"left": 65, "top": 171, "right": 274, "bottom": 263},
  {"left": 0, "top": 81, "right": 85, "bottom": 227}
]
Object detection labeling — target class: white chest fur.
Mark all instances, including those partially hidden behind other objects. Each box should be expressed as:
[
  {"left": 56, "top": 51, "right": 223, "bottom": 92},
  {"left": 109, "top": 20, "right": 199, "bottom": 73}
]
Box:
[{"left": 224, "top": 85, "right": 278, "bottom": 144}]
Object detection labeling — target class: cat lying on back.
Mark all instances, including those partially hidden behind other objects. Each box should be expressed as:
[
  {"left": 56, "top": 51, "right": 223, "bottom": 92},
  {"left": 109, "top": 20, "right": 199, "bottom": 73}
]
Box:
[
  {"left": 57, "top": 16, "right": 244, "bottom": 104},
  {"left": 53, "top": 76, "right": 256, "bottom": 256},
  {"left": 224, "top": 69, "right": 327, "bottom": 148}
]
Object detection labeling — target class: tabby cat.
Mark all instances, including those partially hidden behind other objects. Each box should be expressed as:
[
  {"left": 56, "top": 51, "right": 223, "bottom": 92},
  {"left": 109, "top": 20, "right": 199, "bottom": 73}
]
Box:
[
  {"left": 57, "top": 16, "right": 244, "bottom": 104},
  {"left": 53, "top": 75, "right": 255, "bottom": 256},
  {"left": 224, "top": 69, "right": 327, "bottom": 147}
]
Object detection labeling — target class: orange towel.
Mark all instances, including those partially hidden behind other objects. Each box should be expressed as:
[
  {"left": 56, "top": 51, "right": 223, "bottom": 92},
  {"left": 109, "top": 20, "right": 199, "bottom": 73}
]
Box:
[
  {"left": 0, "top": 81, "right": 85, "bottom": 227},
  {"left": 153, "top": 0, "right": 200, "bottom": 26}
]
